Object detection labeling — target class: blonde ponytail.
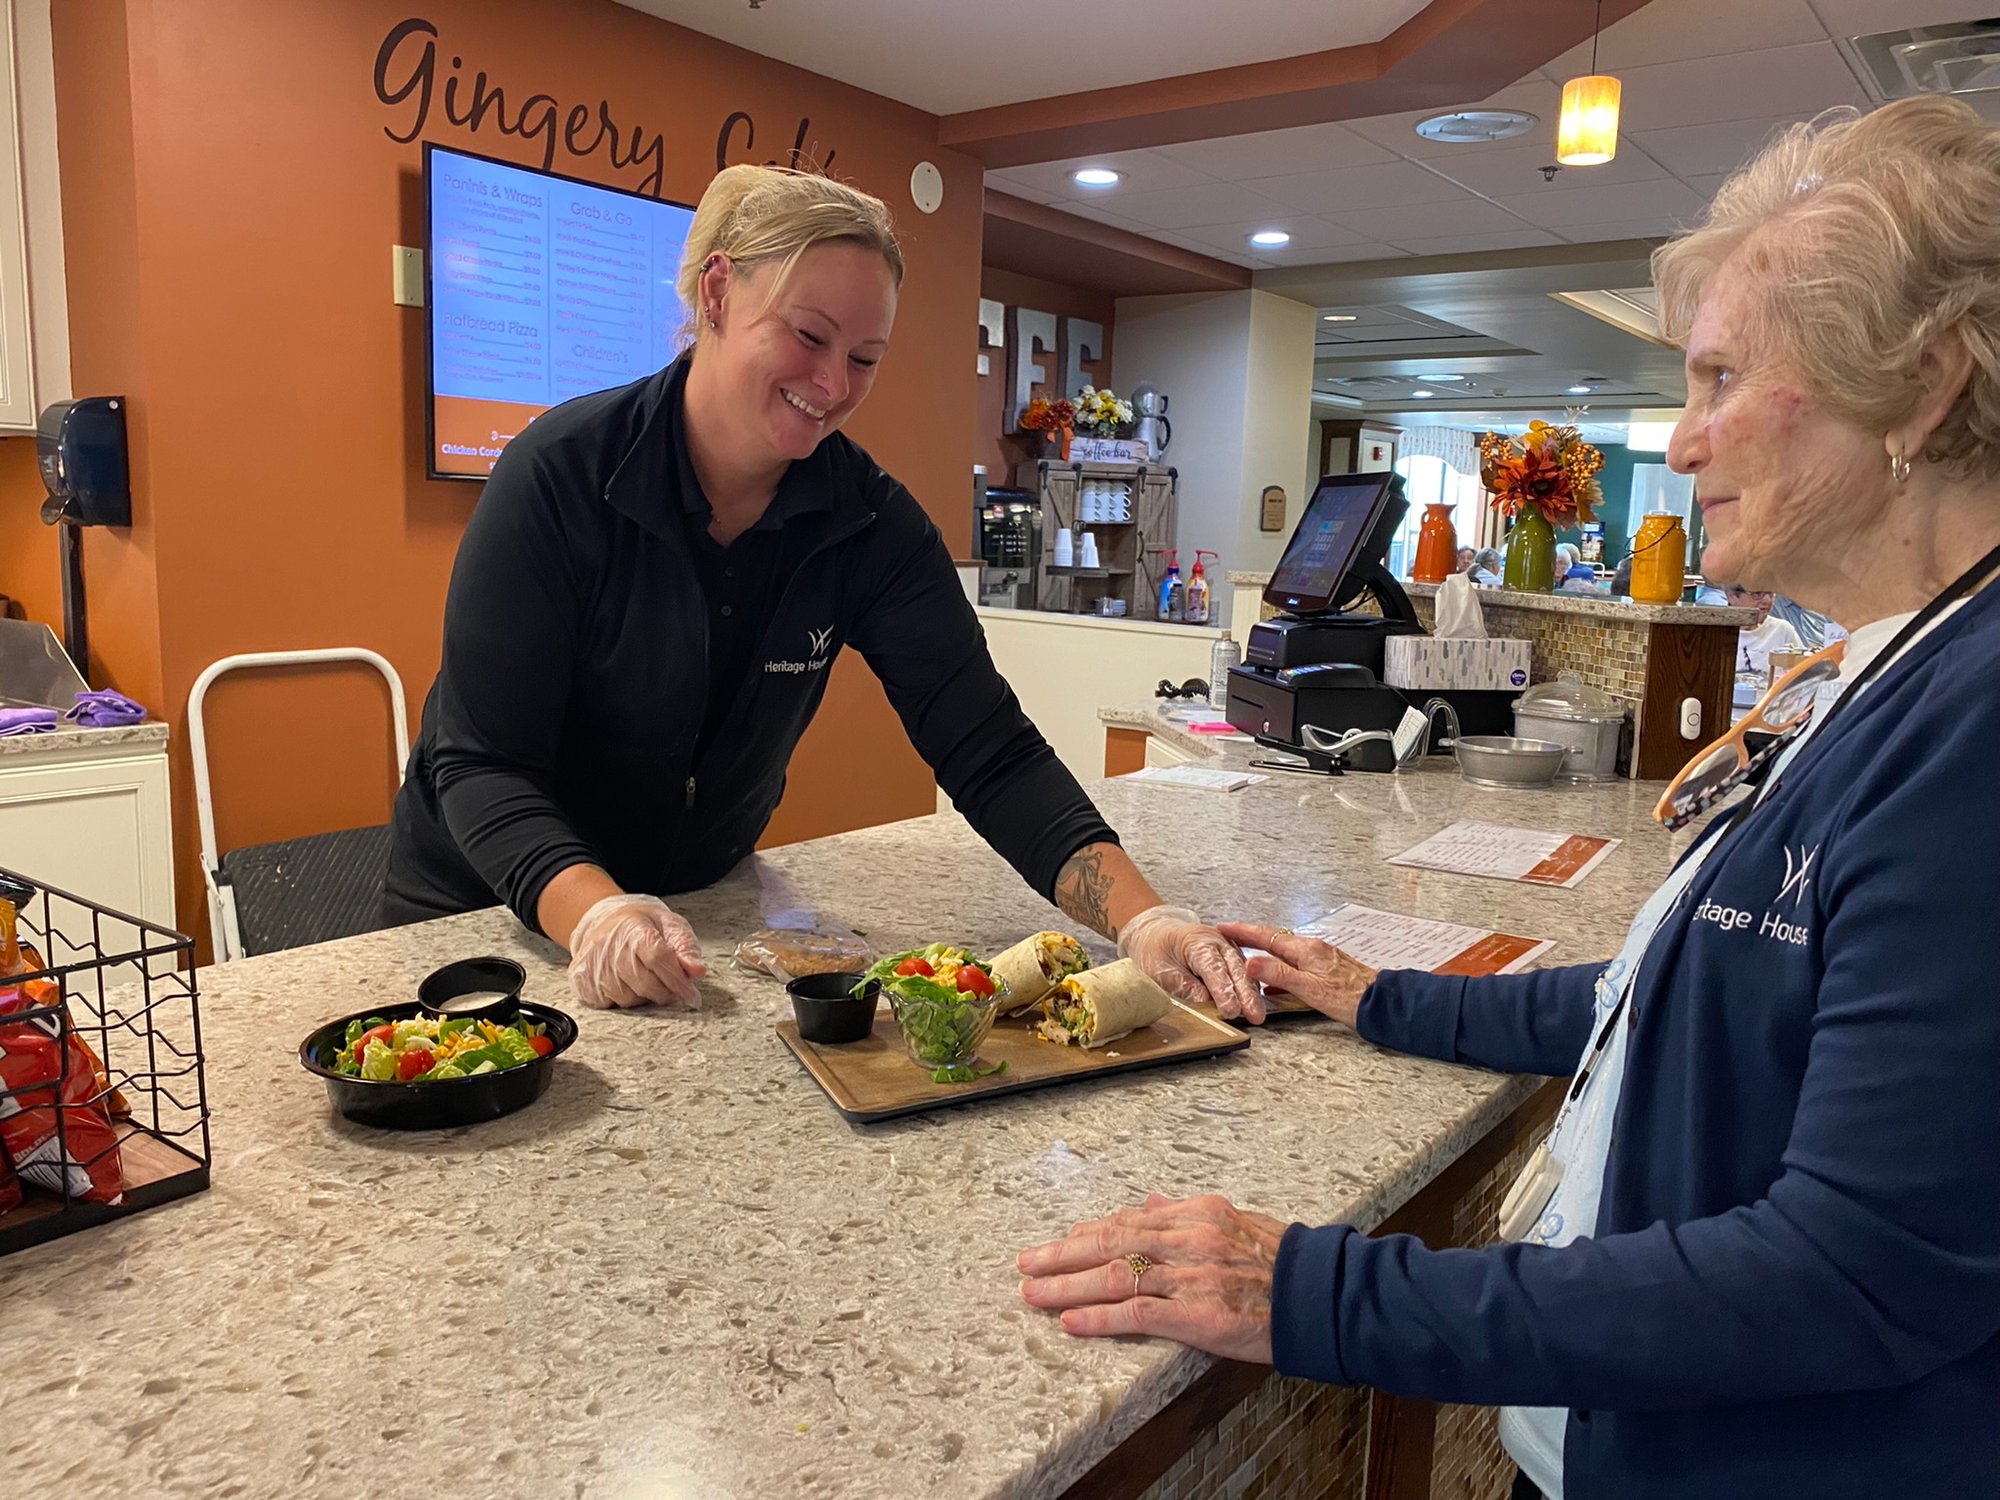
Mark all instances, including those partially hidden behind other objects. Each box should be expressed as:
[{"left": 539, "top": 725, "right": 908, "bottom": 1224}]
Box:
[{"left": 676, "top": 166, "right": 903, "bottom": 348}]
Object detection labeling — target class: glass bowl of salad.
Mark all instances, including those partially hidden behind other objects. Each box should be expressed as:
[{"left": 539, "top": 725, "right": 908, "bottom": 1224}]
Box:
[
  {"left": 858, "top": 944, "right": 1008, "bottom": 1074},
  {"left": 297, "top": 994, "right": 576, "bottom": 1130}
]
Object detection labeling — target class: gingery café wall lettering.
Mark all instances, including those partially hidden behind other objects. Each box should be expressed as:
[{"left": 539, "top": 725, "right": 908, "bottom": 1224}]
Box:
[{"left": 373, "top": 17, "right": 844, "bottom": 199}]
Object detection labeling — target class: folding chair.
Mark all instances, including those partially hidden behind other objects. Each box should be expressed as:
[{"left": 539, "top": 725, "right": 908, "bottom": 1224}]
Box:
[{"left": 188, "top": 649, "right": 409, "bottom": 961}]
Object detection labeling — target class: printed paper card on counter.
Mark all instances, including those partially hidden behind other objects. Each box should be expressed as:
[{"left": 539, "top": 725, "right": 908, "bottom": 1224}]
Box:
[
  {"left": 1386, "top": 819, "right": 1621, "bottom": 889},
  {"left": 1299, "top": 903, "right": 1554, "bottom": 977}
]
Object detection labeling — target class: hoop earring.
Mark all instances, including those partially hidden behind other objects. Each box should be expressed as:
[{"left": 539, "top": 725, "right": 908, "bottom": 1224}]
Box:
[{"left": 1890, "top": 447, "right": 1912, "bottom": 485}]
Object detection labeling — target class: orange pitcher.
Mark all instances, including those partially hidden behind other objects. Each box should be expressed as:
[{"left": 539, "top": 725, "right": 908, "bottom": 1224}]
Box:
[
  {"left": 1628, "top": 512, "right": 1688, "bottom": 604},
  {"left": 1411, "top": 502, "right": 1458, "bottom": 584}
]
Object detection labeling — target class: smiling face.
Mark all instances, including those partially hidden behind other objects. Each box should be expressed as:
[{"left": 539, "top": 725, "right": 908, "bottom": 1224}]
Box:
[
  {"left": 699, "top": 239, "right": 898, "bottom": 468},
  {"left": 1666, "top": 247, "right": 1891, "bottom": 600}
]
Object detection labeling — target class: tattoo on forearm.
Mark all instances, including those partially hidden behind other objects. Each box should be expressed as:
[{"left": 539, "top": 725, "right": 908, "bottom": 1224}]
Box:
[{"left": 1055, "top": 847, "right": 1116, "bottom": 939}]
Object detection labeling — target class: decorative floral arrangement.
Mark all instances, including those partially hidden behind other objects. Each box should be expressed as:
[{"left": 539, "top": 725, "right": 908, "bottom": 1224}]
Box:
[
  {"left": 1072, "top": 385, "right": 1134, "bottom": 439},
  {"left": 1019, "top": 395, "right": 1077, "bottom": 445},
  {"left": 1479, "top": 420, "right": 1605, "bottom": 526}
]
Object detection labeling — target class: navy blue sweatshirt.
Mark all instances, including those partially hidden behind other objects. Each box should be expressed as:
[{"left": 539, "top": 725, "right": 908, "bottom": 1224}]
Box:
[
  {"left": 1272, "top": 578, "right": 2000, "bottom": 1499},
  {"left": 386, "top": 360, "right": 1115, "bottom": 930}
]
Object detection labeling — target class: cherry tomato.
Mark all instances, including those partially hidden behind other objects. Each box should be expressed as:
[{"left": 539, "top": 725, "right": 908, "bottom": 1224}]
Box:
[
  {"left": 354, "top": 1024, "right": 395, "bottom": 1065},
  {"left": 527, "top": 1034, "right": 555, "bottom": 1057},
  {"left": 956, "top": 965, "right": 994, "bottom": 998},
  {"left": 396, "top": 1048, "right": 435, "bottom": 1082},
  {"left": 895, "top": 957, "right": 935, "bottom": 978}
]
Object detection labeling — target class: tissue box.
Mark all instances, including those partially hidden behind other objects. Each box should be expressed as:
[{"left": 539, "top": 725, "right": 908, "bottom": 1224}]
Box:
[{"left": 1384, "top": 636, "right": 1533, "bottom": 692}]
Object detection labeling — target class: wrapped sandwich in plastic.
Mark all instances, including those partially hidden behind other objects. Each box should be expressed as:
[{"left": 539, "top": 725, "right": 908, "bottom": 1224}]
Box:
[
  {"left": 987, "top": 930, "right": 1091, "bottom": 1015},
  {"left": 733, "top": 927, "right": 875, "bottom": 982},
  {"left": 1035, "top": 958, "right": 1172, "bottom": 1048}
]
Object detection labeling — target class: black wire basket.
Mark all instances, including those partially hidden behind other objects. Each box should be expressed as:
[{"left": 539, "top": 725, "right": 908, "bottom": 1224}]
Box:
[{"left": 0, "top": 867, "right": 211, "bottom": 1256}]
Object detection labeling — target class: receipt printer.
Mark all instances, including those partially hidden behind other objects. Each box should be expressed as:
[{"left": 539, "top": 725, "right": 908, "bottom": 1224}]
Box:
[{"left": 37, "top": 396, "right": 131, "bottom": 527}]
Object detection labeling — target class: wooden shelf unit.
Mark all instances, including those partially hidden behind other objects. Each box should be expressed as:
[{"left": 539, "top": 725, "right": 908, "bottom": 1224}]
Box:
[{"left": 1036, "top": 460, "right": 1177, "bottom": 618}]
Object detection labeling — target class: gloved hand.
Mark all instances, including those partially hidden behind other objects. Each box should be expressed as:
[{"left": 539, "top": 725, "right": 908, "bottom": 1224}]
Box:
[
  {"left": 1117, "top": 904, "right": 1263, "bottom": 1024},
  {"left": 566, "top": 893, "right": 708, "bottom": 1010}
]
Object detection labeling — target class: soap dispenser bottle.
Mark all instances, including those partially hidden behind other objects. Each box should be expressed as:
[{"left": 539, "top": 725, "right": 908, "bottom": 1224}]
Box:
[
  {"left": 1185, "top": 550, "right": 1216, "bottom": 624},
  {"left": 1157, "top": 550, "right": 1184, "bottom": 621}
]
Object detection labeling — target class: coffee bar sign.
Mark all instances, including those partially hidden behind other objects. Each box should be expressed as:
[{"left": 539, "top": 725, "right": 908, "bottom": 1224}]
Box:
[{"left": 977, "top": 300, "right": 1108, "bottom": 435}]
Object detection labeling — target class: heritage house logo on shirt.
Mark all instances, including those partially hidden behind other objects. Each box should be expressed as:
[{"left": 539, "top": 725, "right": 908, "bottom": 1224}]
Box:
[
  {"left": 766, "top": 626, "right": 835, "bottom": 675},
  {"left": 1692, "top": 843, "right": 1821, "bottom": 948}
]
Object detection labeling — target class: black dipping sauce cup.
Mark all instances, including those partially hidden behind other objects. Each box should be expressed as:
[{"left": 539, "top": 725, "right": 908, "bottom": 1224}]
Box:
[
  {"left": 418, "top": 956, "right": 528, "bottom": 1019},
  {"left": 787, "top": 972, "right": 879, "bottom": 1044}
]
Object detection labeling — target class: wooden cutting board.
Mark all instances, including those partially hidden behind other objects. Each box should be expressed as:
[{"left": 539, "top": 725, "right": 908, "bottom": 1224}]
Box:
[{"left": 777, "top": 1001, "right": 1250, "bottom": 1123}]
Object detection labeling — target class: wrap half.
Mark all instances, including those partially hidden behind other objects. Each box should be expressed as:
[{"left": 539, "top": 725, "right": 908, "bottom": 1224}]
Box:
[
  {"left": 1035, "top": 959, "right": 1171, "bottom": 1048},
  {"left": 990, "top": 931, "right": 1091, "bottom": 1015}
]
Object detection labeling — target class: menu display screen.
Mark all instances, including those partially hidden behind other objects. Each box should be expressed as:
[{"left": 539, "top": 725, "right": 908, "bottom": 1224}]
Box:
[
  {"left": 426, "top": 143, "right": 696, "bottom": 480},
  {"left": 1265, "top": 474, "right": 1398, "bottom": 613}
]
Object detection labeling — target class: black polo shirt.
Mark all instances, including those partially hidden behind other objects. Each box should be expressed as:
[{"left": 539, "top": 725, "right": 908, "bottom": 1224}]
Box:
[{"left": 665, "top": 380, "right": 822, "bottom": 756}]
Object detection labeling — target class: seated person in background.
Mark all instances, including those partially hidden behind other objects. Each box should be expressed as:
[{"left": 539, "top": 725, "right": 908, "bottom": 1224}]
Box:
[
  {"left": 1467, "top": 547, "right": 1502, "bottom": 584},
  {"left": 1771, "top": 592, "right": 1836, "bottom": 649},
  {"left": 1694, "top": 582, "right": 1729, "bottom": 605},
  {"left": 1728, "top": 583, "right": 1806, "bottom": 674},
  {"left": 1610, "top": 553, "right": 1633, "bottom": 596},
  {"left": 1456, "top": 545, "right": 1476, "bottom": 572},
  {"left": 1555, "top": 542, "right": 1597, "bottom": 581}
]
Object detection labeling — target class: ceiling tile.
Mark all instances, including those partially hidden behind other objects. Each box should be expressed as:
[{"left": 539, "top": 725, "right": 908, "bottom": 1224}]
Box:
[
  {"left": 1427, "top": 139, "right": 1668, "bottom": 196},
  {"left": 1386, "top": 229, "right": 1567, "bottom": 255},
  {"left": 1496, "top": 177, "right": 1705, "bottom": 227},
  {"left": 1331, "top": 198, "right": 1537, "bottom": 241},
  {"left": 1156, "top": 121, "right": 1396, "bottom": 178},
  {"left": 1255, "top": 159, "right": 1475, "bottom": 214},
  {"left": 984, "top": 148, "right": 1217, "bottom": 203},
  {"left": 1631, "top": 115, "right": 1810, "bottom": 177},
  {"left": 1049, "top": 201, "right": 1158, "bottom": 234},
  {"left": 1680, "top": 172, "right": 1732, "bottom": 199},
  {"left": 1612, "top": 42, "right": 1869, "bottom": 133},
  {"left": 1345, "top": 78, "right": 1565, "bottom": 159},
  {"left": 1553, "top": 217, "right": 1691, "bottom": 244},
  {"left": 1096, "top": 179, "right": 1292, "bottom": 229},
  {"left": 1539, "top": 0, "right": 1829, "bottom": 76},
  {"left": 1171, "top": 214, "right": 1369, "bottom": 254},
  {"left": 1256, "top": 241, "right": 1411, "bottom": 266},
  {"left": 1806, "top": 0, "right": 2000, "bottom": 35},
  {"left": 986, "top": 177, "right": 1065, "bottom": 207}
]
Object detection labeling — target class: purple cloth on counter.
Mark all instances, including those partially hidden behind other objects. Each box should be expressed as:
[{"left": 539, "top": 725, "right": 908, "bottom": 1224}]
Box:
[
  {"left": 64, "top": 689, "right": 147, "bottom": 727},
  {"left": 0, "top": 707, "right": 59, "bottom": 736}
]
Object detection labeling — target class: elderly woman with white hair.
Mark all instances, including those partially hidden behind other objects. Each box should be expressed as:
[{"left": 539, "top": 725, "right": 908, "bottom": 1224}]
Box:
[{"left": 1017, "top": 96, "right": 2000, "bottom": 1499}]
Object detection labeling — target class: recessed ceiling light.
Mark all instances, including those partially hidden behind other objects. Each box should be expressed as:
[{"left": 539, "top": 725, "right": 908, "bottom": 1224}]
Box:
[
  {"left": 1071, "top": 167, "right": 1122, "bottom": 188},
  {"left": 1249, "top": 229, "right": 1292, "bottom": 247},
  {"left": 1322, "top": 313, "right": 1357, "bottom": 322},
  {"left": 1567, "top": 384, "right": 1594, "bottom": 395},
  {"left": 1415, "top": 109, "right": 1539, "bottom": 145},
  {"left": 1425, "top": 374, "right": 1466, "bottom": 382},
  {"left": 1410, "top": 390, "right": 1436, "bottom": 399}
]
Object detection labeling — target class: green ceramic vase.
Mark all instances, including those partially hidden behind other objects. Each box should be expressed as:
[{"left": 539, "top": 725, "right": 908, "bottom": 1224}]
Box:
[{"left": 1503, "top": 508, "right": 1557, "bottom": 592}]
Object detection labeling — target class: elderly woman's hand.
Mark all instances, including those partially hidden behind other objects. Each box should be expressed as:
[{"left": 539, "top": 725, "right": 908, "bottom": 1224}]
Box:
[
  {"left": 1017, "top": 1193, "right": 1288, "bottom": 1363},
  {"left": 1215, "top": 922, "right": 1378, "bottom": 1028}
]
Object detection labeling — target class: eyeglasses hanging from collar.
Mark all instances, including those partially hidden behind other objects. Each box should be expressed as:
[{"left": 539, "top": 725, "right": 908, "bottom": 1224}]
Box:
[{"left": 1654, "top": 640, "right": 1848, "bottom": 830}]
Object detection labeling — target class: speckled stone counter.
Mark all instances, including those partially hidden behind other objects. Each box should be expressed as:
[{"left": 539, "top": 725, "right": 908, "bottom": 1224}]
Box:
[
  {"left": 0, "top": 765, "right": 1700, "bottom": 1500},
  {"left": 0, "top": 719, "right": 167, "bottom": 758}
]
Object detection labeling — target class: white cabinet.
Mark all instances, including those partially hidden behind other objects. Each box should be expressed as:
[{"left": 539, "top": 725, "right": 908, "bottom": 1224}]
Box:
[{"left": 0, "top": 732, "right": 175, "bottom": 931}]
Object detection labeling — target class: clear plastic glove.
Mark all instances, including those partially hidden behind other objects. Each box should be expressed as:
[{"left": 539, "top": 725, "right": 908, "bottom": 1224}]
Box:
[
  {"left": 1117, "top": 904, "right": 1263, "bottom": 1023},
  {"left": 566, "top": 894, "right": 708, "bottom": 1010}
]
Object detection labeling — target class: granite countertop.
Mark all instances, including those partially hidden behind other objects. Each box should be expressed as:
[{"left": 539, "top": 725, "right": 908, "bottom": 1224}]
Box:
[
  {"left": 1403, "top": 580, "right": 1756, "bottom": 627},
  {"left": 0, "top": 719, "right": 168, "bottom": 758},
  {"left": 975, "top": 605, "right": 1220, "bottom": 639},
  {"left": 1, "top": 764, "right": 1701, "bottom": 1500}
]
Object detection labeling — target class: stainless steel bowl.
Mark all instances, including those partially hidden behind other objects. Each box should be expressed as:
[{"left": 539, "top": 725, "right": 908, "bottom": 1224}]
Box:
[{"left": 1454, "top": 735, "right": 1569, "bottom": 789}]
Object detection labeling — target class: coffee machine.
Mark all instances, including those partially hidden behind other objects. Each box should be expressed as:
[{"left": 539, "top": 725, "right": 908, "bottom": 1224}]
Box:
[
  {"left": 977, "top": 485, "right": 1041, "bottom": 609},
  {"left": 1130, "top": 382, "right": 1171, "bottom": 462}
]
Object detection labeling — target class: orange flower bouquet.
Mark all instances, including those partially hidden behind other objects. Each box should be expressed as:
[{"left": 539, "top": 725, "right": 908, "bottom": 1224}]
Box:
[
  {"left": 1019, "top": 395, "right": 1078, "bottom": 459},
  {"left": 1478, "top": 420, "right": 1605, "bottom": 527}
]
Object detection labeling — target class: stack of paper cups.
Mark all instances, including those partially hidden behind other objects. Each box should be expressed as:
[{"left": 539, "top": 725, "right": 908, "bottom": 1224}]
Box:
[
  {"left": 1053, "top": 527, "right": 1074, "bottom": 567},
  {"left": 1080, "top": 532, "right": 1100, "bottom": 569}
]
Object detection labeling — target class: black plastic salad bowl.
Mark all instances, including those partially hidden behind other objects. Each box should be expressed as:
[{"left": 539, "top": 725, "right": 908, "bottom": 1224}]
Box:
[{"left": 298, "top": 998, "right": 577, "bottom": 1130}]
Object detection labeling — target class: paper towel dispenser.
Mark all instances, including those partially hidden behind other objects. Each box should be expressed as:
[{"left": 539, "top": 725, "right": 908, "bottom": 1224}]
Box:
[{"left": 37, "top": 396, "right": 131, "bottom": 527}]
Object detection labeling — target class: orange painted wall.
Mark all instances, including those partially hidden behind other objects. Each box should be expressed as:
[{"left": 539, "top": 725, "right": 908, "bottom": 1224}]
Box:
[
  {"left": 0, "top": 437, "right": 58, "bottom": 623},
  {"left": 50, "top": 0, "right": 983, "bottom": 942}
]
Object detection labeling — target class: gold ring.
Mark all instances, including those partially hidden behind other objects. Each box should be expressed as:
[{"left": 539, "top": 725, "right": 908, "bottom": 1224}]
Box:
[{"left": 1126, "top": 1252, "right": 1154, "bottom": 1297}]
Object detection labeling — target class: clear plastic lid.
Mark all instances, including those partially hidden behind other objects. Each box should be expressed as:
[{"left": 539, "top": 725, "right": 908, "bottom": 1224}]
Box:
[
  {"left": 1512, "top": 678, "right": 1626, "bottom": 722},
  {"left": 0, "top": 619, "right": 87, "bottom": 710}
]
